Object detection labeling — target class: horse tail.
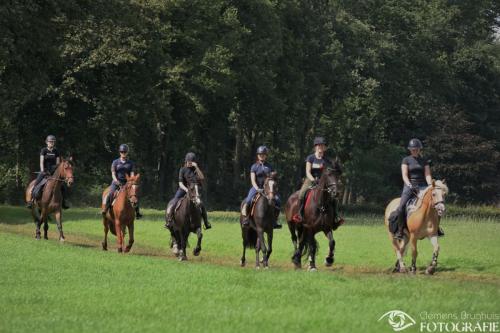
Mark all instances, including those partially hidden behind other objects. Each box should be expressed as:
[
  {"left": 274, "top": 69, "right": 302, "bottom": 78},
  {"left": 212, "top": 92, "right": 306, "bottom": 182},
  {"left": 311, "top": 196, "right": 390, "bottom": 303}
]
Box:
[
  {"left": 108, "top": 220, "right": 116, "bottom": 236},
  {"left": 244, "top": 228, "right": 258, "bottom": 249},
  {"left": 301, "top": 235, "right": 319, "bottom": 259}
]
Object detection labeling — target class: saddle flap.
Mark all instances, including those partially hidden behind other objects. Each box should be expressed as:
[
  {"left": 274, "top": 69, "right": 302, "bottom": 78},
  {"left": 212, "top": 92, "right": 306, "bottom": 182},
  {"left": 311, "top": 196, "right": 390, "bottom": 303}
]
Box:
[
  {"left": 174, "top": 197, "right": 185, "bottom": 212},
  {"left": 405, "top": 189, "right": 426, "bottom": 218},
  {"left": 249, "top": 193, "right": 262, "bottom": 217}
]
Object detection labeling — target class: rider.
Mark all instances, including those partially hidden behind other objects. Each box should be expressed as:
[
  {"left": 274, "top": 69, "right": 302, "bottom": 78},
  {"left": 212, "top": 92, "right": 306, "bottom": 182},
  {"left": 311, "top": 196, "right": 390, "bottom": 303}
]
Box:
[
  {"left": 101, "top": 144, "right": 142, "bottom": 219},
  {"left": 295, "top": 136, "right": 341, "bottom": 222},
  {"left": 389, "top": 138, "right": 444, "bottom": 240},
  {"left": 241, "top": 145, "right": 282, "bottom": 229},
  {"left": 27, "top": 135, "right": 69, "bottom": 209},
  {"left": 165, "top": 152, "right": 211, "bottom": 230}
]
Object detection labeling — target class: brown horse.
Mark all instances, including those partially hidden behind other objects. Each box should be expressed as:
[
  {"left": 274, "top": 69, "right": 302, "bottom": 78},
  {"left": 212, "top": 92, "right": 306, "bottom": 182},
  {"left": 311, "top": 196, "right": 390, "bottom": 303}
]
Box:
[
  {"left": 240, "top": 173, "right": 279, "bottom": 269},
  {"left": 384, "top": 180, "right": 448, "bottom": 274},
  {"left": 101, "top": 174, "right": 140, "bottom": 253},
  {"left": 25, "top": 158, "right": 74, "bottom": 241},
  {"left": 285, "top": 167, "right": 342, "bottom": 271},
  {"left": 166, "top": 183, "right": 203, "bottom": 261}
]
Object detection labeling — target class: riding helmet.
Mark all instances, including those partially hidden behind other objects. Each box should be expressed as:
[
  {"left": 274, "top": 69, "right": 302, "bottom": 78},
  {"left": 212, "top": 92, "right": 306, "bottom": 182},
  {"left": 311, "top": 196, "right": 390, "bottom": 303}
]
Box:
[
  {"left": 407, "top": 138, "right": 423, "bottom": 149},
  {"left": 185, "top": 152, "right": 196, "bottom": 162},
  {"left": 256, "top": 145, "right": 269, "bottom": 155},
  {"left": 313, "top": 136, "right": 326, "bottom": 146},
  {"left": 119, "top": 144, "right": 129, "bottom": 153},
  {"left": 46, "top": 135, "right": 56, "bottom": 142}
]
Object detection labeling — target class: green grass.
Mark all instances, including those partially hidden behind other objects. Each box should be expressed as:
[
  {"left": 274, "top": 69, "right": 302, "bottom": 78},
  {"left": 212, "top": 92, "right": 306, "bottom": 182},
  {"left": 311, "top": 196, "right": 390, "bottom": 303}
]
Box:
[{"left": 0, "top": 205, "right": 499, "bottom": 333}]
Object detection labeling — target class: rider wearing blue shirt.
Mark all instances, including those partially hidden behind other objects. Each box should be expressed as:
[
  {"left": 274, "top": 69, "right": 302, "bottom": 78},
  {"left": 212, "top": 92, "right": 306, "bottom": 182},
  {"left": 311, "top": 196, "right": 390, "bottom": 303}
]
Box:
[
  {"left": 102, "top": 144, "right": 142, "bottom": 219},
  {"left": 241, "top": 145, "right": 281, "bottom": 229}
]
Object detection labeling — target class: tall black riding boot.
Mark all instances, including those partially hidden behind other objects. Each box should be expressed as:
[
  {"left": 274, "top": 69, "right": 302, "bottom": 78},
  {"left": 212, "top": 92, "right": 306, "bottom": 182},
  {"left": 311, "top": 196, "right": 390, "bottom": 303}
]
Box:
[
  {"left": 201, "top": 206, "right": 211, "bottom": 230},
  {"left": 273, "top": 207, "right": 282, "bottom": 229},
  {"left": 135, "top": 206, "right": 143, "bottom": 219},
  {"left": 394, "top": 210, "right": 406, "bottom": 240}
]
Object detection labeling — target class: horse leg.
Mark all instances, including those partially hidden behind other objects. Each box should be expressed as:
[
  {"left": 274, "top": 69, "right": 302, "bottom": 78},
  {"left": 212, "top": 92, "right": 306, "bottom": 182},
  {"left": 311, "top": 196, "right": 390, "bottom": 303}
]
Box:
[
  {"left": 102, "top": 217, "right": 108, "bottom": 251},
  {"left": 193, "top": 227, "right": 202, "bottom": 256},
  {"left": 409, "top": 234, "right": 418, "bottom": 274},
  {"left": 125, "top": 222, "right": 134, "bottom": 253},
  {"left": 35, "top": 209, "right": 44, "bottom": 240},
  {"left": 289, "top": 223, "right": 298, "bottom": 252},
  {"left": 241, "top": 229, "right": 247, "bottom": 267},
  {"left": 308, "top": 235, "right": 317, "bottom": 272},
  {"left": 43, "top": 217, "right": 49, "bottom": 240},
  {"left": 264, "top": 232, "right": 273, "bottom": 268},
  {"left": 115, "top": 219, "right": 124, "bottom": 253},
  {"left": 54, "top": 210, "right": 65, "bottom": 242},
  {"left": 324, "top": 230, "right": 335, "bottom": 267},
  {"left": 255, "top": 229, "right": 264, "bottom": 269},
  {"left": 178, "top": 230, "right": 187, "bottom": 261},
  {"left": 426, "top": 235, "right": 439, "bottom": 275},
  {"left": 391, "top": 237, "right": 407, "bottom": 273},
  {"left": 292, "top": 233, "right": 306, "bottom": 269}
]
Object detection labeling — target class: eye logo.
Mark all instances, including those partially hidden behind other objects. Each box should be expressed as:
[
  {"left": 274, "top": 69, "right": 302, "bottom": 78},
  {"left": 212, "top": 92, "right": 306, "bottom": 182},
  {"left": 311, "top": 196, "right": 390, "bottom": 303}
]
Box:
[{"left": 378, "top": 310, "right": 416, "bottom": 331}]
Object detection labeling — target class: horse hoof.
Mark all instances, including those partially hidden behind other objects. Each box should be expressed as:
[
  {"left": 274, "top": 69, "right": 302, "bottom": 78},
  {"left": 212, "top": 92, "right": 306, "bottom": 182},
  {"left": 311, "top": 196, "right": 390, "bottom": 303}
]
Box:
[
  {"left": 240, "top": 260, "right": 246, "bottom": 267},
  {"left": 425, "top": 266, "right": 436, "bottom": 275},
  {"left": 124, "top": 247, "right": 131, "bottom": 253},
  {"left": 193, "top": 248, "right": 201, "bottom": 256},
  {"left": 59, "top": 237, "right": 65, "bottom": 242},
  {"left": 324, "top": 257, "right": 334, "bottom": 267},
  {"left": 44, "top": 235, "right": 48, "bottom": 240},
  {"left": 179, "top": 255, "right": 187, "bottom": 261},
  {"left": 308, "top": 266, "right": 317, "bottom": 272},
  {"left": 118, "top": 248, "right": 123, "bottom": 253},
  {"left": 35, "top": 234, "right": 41, "bottom": 240},
  {"left": 410, "top": 268, "right": 417, "bottom": 275},
  {"left": 399, "top": 267, "right": 407, "bottom": 273},
  {"left": 172, "top": 244, "right": 179, "bottom": 255},
  {"left": 102, "top": 242, "right": 107, "bottom": 251},
  {"left": 255, "top": 266, "right": 260, "bottom": 270}
]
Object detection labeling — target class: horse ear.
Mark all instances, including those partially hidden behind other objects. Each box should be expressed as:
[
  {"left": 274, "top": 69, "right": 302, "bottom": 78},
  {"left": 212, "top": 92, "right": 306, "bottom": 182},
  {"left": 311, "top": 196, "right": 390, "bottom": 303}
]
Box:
[
  {"left": 270, "top": 171, "right": 278, "bottom": 179},
  {"left": 135, "top": 173, "right": 140, "bottom": 181},
  {"left": 126, "top": 174, "right": 130, "bottom": 181},
  {"left": 432, "top": 179, "right": 436, "bottom": 187},
  {"left": 442, "top": 178, "right": 446, "bottom": 184}
]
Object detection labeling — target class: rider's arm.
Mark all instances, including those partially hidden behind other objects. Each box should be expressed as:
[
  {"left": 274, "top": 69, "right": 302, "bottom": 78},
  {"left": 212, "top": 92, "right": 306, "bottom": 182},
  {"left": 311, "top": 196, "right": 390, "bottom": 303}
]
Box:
[
  {"left": 425, "top": 165, "right": 432, "bottom": 185},
  {"left": 250, "top": 172, "right": 260, "bottom": 190},
  {"left": 179, "top": 182, "right": 189, "bottom": 192},
  {"left": 192, "top": 162, "right": 205, "bottom": 181},
  {"left": 111, "top": 163, "right": 119, "bottom": 183},
  {"left": 401, "top": 164, "right": 412, "bottom": 187},
  {"left": 39, "top": 155, "right": 45, "bottom": 172},
  {"left": 306, "top": 162, "right": 315, "bottom": 181}
]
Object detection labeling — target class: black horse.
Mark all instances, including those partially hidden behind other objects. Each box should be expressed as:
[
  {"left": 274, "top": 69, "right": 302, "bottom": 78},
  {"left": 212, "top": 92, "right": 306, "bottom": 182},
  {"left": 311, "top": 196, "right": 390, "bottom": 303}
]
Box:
[
  {"left": 165, "top": 183, "right": 203, "bottom": 261},
  {"left": 285, "top": 167, "right": 342, "bottom": 271},
  {"left": 240, "top": 172, "right": 279, "bottom": 269}
]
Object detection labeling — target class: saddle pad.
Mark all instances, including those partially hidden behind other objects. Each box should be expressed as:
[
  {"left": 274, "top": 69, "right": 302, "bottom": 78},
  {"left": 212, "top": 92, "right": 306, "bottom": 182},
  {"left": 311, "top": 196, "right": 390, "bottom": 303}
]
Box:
[
  {"left": 304, "top": 189, "right": 314, "bottom": 211},
  {"left": 405, "top": 190, "right": 426, "bottom": 218}
]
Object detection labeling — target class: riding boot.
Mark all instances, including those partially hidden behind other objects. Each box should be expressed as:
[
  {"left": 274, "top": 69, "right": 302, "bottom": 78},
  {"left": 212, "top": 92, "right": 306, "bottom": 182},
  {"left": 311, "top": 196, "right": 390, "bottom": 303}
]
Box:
[
  {"left": 241, "top": 203, "right": 250, "bottom": 226},
  {"left": 393, "top": 210, "right": 405, "bottom": 240},
  {"left": 26, "top": 199, "right": 34, "bottom": 209},
  {"left": 201, "top": 206, "right": 211, "bottom": 230},
  {"left": 62, "top": 198, "right": 69, "bottom": 210},
  {"left": 135, "top": 206, "right": 143, "bottom": 219},
  {"left": 273, "top": 207, "right": 282, "bottom": 229},
  {"left": 101, "top": 196, "right": 111, "bottom": 216},
  {"left": 164, "top": 206, "right": 175, "bottom": 229},
  {"left": 438, "top": 227, "right": 445, "bottom": 237}
]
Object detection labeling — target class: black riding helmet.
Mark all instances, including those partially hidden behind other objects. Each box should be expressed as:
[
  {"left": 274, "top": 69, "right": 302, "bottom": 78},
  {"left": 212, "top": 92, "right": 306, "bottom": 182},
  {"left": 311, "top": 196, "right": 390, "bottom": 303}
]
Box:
[
  {"left": 46, "top": 135, "right": 56, "bottom": 142},
  {"left": 313, "top": 137, "right": 326, "bottom": 146},
  {"left": 407, "top": 138, "right": 423, "bottom": 149},
  {"left": 185, "top": 152, "right": 196, "bottom": 162},
  {"left": 119, "top": 144, "right": 129, "bottom": 153},
  {"left": 256, "top": 145, "right": 268, "bottom": 155}
]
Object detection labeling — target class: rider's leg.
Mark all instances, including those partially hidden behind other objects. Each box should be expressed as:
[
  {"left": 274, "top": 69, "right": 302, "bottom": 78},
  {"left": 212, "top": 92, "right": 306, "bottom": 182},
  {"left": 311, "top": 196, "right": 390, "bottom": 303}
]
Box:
[
  {"left": 273, "top": 195, "right": 282, "bottom": 229},
  {"left": 135, "top": 204, "right": 143, "bottom": 219},
  {"left": 61, "top": 183, "right": 69, "bottom": 209},
  {"left": 296, "top": 178, "right": 313, "bottom": 221},
  {"left": 27, "top": 172, "right": 46, "bottom": 208},
  {"left": 391, "top": 185, "right": 413, "bottom": 240},
  {"left": 102, "top": 182, "right": 118, "bottom": 215},
  {"left": 241, "top": 187, "right": 257, "bottom": 226},
  {"left": 165, "top": 188, "right": 186, "bottom": 228},
  {"left": 200, "top": 203, "right": 211, "bottom": 229}
]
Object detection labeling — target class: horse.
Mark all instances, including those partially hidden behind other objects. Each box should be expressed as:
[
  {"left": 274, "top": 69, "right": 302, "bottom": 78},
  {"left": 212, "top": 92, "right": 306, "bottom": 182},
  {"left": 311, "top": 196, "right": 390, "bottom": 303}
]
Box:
[
  {"left": 101, "top": 174, "right": 140, "bottom": 253},
  {"left": 165, "top": 183, "right": 203, "bottom": 261},
  {"left": 285, "top": 166, "right": 341, "bottom": 271},
  {"left": 25, "top": 158, "right": 74, "bottom": 241},
  {"left": 239, "top": 172, "right": 279, "bottom": 269},
  {"left": 384, "top": 180, "right": 448, "bottom": 275}
]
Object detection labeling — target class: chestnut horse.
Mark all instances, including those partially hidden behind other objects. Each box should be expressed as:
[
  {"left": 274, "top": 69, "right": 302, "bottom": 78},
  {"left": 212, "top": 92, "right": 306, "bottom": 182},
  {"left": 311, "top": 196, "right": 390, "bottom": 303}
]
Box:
[
  {"left": 101, "top": 174, "right": 140, "bottom": 253},
  {"left": 25, "top": 158, "right": 74, "bottom": 241},
  {"left": 285, "top": 167, "right": 342, "bottom": 271},
  {"left": 165, "top": 183, "right": 203, "bottom": 261},
  {"left": 384, "top": 180, "right": 448, "bottom": 274},
  {"left": 240, "top": 173, "right": 279, "bottom": 269}
]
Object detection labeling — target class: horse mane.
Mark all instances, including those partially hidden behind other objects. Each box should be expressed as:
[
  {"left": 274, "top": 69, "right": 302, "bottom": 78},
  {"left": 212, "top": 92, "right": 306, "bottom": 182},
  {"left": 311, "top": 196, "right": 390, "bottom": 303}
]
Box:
[{"left": 434, "top": 180, "right": 449, "bottom": 195}]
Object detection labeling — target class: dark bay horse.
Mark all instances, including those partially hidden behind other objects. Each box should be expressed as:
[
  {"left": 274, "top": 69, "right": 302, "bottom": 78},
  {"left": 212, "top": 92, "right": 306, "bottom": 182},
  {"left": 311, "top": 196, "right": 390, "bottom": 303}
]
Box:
[
  {"left": 165, "top": 183, "right": 203, "bottom": 261},
  {"left": 25, "top": 158, "right": 74, "bottom": 241},
  {"left": 384, "top": 180, "right": 448, "bottom": 274},
  {"left": 285, "top": 167, "right": 341, "bottom": 271},
  {"left": 101, "top": 174, "right": 140, "bottom": 253},
  {"left": 240, "top": 172, "right": 279, "bottom": 269}
]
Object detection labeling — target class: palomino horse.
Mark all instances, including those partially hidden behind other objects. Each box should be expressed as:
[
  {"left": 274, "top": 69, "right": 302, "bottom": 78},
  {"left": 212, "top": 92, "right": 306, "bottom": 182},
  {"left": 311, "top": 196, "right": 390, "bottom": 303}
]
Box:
[
  {"left": 384, "top": 180, "right": 448, "bottom": 274},
  {"left": 25, "top": 158, "right": 74, "bottom": 241},
  {"left": 285, "top": 166, "right": 342, "bottom": 271},
  {"left": 239, "top": 172, "right": 279, "bottom": 269},
  {"left": 166, "top": 183, "right": 203, "bottom": 261},
  {"left": 101, "top": 174, "right": 140, "bottom": 253}
]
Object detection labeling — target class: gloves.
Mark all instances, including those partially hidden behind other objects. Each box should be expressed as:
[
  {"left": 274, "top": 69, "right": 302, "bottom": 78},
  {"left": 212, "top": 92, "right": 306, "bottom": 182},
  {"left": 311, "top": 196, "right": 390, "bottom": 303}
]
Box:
[{"left": 257, "top": 188, "right": 265, "bottom": 194}]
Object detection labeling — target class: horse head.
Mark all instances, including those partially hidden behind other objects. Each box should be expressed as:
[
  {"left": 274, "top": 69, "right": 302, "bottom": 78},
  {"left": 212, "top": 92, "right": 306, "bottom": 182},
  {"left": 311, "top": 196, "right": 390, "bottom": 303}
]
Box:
[
  {"left": 264, "top": 171, "right": 278, "bottom": 205},
  {"left": 60, "top": 157, "right": 74, "bottom": 187},
  {"left": 319, "top": 166, "right": 339, "bottom": 200},
  {"left": 125, "top": 174, "right": 140, "bottom": 208},
  {"left": 431, "top": 179, "right": 448, "bottom": 217},
  {"left": 188, "top": 183, "right": 202, "bottom": 207}
]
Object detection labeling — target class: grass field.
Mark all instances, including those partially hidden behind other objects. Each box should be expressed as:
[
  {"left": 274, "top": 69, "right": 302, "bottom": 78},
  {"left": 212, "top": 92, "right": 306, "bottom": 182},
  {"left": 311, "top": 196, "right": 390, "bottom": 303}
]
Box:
[{"left": 0, "top": 205, "right": 499, "bottom": 333}]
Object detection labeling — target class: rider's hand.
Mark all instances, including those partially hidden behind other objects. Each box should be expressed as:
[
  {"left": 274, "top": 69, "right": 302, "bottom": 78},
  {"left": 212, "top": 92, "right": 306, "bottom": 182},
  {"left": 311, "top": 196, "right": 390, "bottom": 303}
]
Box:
[
  {"left": 113, "top": 180, "right": 121, "bottom": 186},
  {"left": 191, "top": 162, "right": 198, "bottom": 168},
  {"left": 257, "top": 188, "right": 264, "bottom": 194}
]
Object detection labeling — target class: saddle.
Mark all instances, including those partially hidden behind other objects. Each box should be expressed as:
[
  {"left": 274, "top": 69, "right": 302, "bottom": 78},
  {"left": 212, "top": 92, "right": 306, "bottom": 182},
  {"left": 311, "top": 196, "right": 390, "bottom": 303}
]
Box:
[
  {"left": 291, "top": 189, "right": 314, "bottom": 223},
  {"left": 249, "top": 193, "right": 263, "bottom": 218},
  {"left": 405, "top": 189, "right": 426, "bottom": 219}
]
